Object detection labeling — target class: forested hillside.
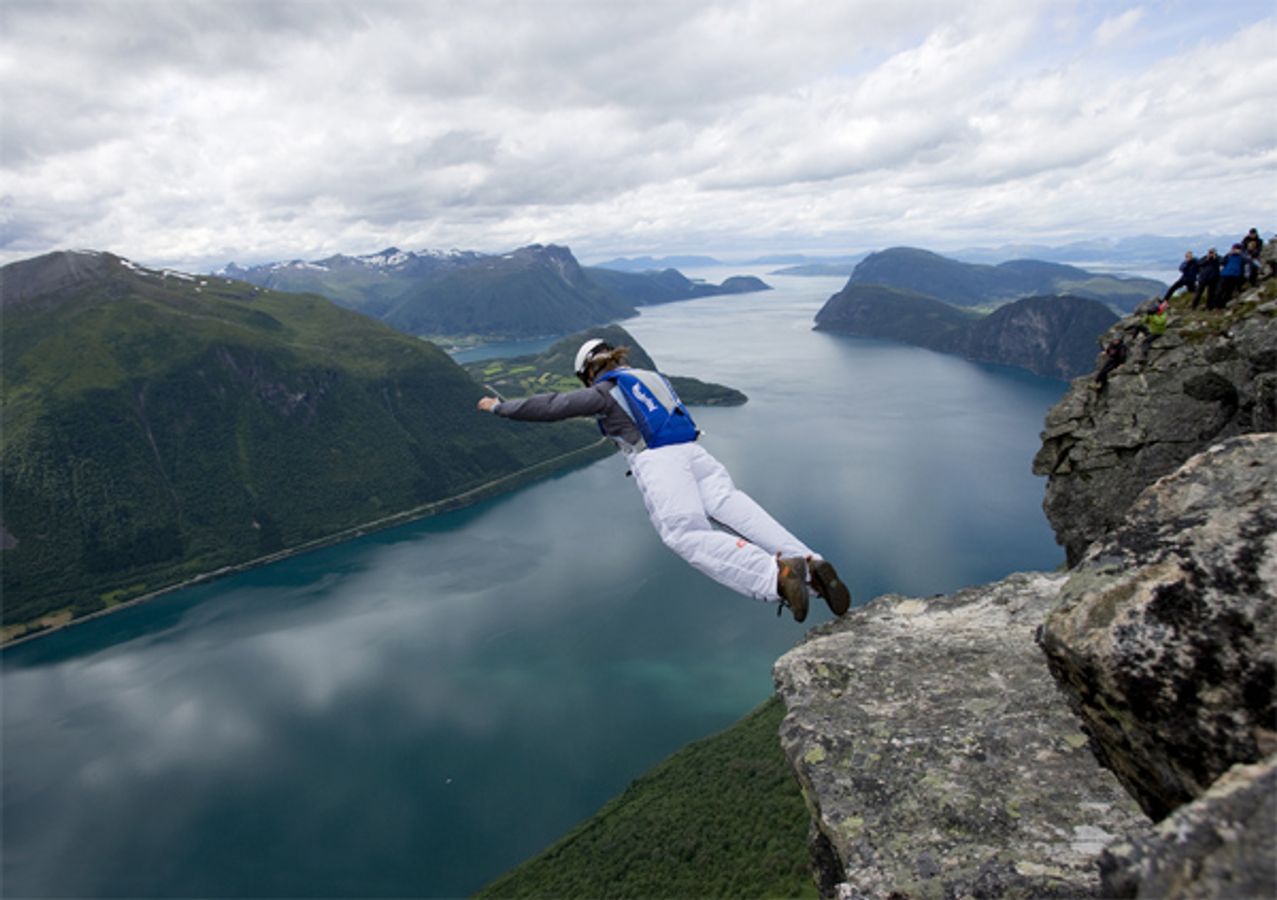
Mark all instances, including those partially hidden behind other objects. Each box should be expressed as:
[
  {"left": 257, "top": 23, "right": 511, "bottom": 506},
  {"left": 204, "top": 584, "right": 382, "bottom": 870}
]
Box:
[{"left": 1, "top": 251, "right": 605, "bottom": 639}]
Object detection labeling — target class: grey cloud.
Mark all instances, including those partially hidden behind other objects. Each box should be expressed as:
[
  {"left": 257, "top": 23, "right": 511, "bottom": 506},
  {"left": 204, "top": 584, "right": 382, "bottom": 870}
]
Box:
[{"left": 2, "top": 1, "right": 1274, "bottom": 270}]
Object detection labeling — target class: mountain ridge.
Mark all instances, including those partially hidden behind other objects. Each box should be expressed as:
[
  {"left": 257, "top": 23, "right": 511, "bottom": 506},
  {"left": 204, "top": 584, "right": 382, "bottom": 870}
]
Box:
[
  {"left": 847, "top": 246, "right": 1163, "bottom": 312},
  {"left": 221, "top": 243, "right": 637, "bottom": 338},
  {"left": 218, "top": 243, "right": 771, "bottom": 341}
]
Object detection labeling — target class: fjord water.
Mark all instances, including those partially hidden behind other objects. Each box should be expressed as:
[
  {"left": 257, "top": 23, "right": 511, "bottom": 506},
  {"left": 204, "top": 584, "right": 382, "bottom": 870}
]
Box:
[{"left": 2, "top": 274, "right": 1067, "bottom": 898}]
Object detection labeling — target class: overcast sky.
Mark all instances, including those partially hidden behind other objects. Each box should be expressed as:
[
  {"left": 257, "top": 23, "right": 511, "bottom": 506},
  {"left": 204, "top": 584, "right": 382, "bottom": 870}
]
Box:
[{"left": 1, "top": 0, "right": 1273, "bottom": 271}]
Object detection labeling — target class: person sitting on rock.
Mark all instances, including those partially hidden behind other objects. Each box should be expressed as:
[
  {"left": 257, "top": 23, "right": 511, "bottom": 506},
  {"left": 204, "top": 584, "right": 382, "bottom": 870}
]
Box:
[
  {"left": 1163, "top": 251, "right": 1199, "bottom": 301},
  {"left": 476, "top": 338, "right": 852, "bottom": 623},
  {"left": 1090, "top": 334, "right": 1129, "bottom": 391},
  {"left": 1191, "top": 248, "right": 1221, "bottom": 310},
  {"left": 1136, "top": 300, "right": 1169, "bottom": 354}
]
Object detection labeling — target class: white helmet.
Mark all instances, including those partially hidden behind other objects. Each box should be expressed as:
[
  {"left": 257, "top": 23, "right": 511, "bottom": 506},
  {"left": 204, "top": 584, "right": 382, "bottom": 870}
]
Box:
[{"left": 573, "top": 338, "right": 610, "bottom": 381}]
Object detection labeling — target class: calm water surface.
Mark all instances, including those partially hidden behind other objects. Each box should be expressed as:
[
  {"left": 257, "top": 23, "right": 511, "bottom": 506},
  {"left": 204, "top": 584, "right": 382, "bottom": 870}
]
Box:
[{"left": 2, "top": 274, "right": 1067, "bottom": 898}]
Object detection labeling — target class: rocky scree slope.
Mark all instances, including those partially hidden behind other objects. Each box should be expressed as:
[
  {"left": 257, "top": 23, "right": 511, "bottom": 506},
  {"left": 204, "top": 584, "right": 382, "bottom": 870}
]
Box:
[{"left": 774, "top": 278, "right": 1275, "bottom": 899}]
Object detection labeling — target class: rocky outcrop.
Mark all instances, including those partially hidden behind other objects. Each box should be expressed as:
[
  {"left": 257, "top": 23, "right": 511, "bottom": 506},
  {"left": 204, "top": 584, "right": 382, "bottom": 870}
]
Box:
[
  {"left": 773, "top": 573, "right": 1150, "bottom": 898},
  {"left": 775, "top": 281, "right": 1276, "bottom": 898},
  {"left": 0, "top": 249, "right": 113, "bottom": 310},
  {"left": 1037, "top": 434, "right": 1277, "bottom": 821},
  {"left": 1099, "top": 755, "right": 1276, "bottom": 899},
  {"left": 1034, "top": 287, "right": 1277, "bottom": 566}
]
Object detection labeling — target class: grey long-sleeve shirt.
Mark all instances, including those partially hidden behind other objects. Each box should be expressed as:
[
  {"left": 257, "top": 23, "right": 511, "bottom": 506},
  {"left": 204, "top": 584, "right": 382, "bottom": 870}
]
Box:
[{"left": 494, "top": 381, "right": 645, "bottom": 449}]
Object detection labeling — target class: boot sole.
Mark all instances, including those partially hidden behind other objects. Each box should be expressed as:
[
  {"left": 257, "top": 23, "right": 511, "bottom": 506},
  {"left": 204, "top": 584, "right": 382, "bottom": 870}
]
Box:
[{"left": 809, "top": 558, "right": 851, "bottom": 616}]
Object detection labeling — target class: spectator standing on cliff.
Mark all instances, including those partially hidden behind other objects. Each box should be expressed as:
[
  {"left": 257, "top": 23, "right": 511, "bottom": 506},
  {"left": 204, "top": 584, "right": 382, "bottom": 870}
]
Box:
[
  {"left": 1241, "top": 229, "right": 1264, "bottom": 285},
  {"left": 1192, "top": 248, "right": 1221, "bottom": 310},
  {"left": 1089, "top": 334, "right": 1129, "bottom": 391},
  {"left": 1218, "top": 244, "right": 1248, "bottom": 308},
  {"left": 476, "top": 339, "right": 852, "bottom": 623},
  {"left": 1163, "top": 251, "right": 1200, "bottom": 301}
]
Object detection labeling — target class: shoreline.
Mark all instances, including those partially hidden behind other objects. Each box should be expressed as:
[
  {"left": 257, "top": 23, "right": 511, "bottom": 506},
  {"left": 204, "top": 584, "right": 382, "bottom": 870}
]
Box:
[{"left": 2, "top": 439, "right": 613, "bottom": 651}]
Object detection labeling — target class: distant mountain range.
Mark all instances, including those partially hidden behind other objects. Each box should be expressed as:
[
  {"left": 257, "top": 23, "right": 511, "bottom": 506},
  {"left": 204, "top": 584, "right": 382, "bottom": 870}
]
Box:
[
  {"left": 596, "top": 233, "right": 1245, "bottom": 280},
  {"left": 0, "top": 251, "right": 608, "bottom": 640},
  {"left": 590, "top": 254, "right": 723, "bottom": 272},
  {"left": 222, "top": 244, "right": 635, "bottom": 338},
  {"left": 585, "top": 267, "right": 768, "bottom": 305},
  {"left": 951, "top": 232, "right": 1243, "bottom": 269},
  {"left": 220, "top": 245, "right": 769, "bottom": 340}
]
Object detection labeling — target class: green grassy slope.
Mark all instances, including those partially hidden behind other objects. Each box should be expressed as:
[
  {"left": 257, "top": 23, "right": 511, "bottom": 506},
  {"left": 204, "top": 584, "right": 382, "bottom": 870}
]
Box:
[{"left": 475, "top": 696, "right": 816, "bottom": 900}]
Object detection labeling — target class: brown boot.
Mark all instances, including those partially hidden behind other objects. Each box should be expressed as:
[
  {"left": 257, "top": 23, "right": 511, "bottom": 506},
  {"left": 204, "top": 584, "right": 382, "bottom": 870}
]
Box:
[
  {"left": 776, "top": 555, "right": 809, "bottom": 622},
  {"left": 808, "top": 557, "right": 851, "bottom": 615}
]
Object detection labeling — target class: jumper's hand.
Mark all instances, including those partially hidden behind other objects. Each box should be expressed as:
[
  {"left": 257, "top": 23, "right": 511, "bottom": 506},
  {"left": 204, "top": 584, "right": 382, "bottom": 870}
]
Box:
[{"left": 477, "top": 396, "right": 500, "bottom": 413}]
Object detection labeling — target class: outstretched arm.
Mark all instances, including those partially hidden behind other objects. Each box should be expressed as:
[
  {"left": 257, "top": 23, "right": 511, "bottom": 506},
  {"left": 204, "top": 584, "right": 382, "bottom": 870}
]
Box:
[{"left": 478, "top": 385, "right": 609, "bottom": 421}]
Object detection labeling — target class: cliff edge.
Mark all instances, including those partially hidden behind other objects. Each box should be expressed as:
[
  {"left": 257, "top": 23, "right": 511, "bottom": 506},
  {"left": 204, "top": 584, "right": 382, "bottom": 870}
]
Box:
[{"left": 775, "top": 272, "right": 1275, "bottom": 899}]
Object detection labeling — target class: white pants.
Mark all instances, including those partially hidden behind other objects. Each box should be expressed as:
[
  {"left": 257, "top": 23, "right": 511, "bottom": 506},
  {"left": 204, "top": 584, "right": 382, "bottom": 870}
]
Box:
[{"left": 628, "top": 442, "right": 815, "bottom": 602}]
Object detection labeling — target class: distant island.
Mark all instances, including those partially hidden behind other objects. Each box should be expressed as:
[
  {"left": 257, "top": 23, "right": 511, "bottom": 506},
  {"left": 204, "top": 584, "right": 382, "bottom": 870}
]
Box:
[
  {"left": 815, "top": 285, "right": 1118, "bottom": 380},
  {"left": 811, "top": 247, "right": 1150, "bottom": 379}
]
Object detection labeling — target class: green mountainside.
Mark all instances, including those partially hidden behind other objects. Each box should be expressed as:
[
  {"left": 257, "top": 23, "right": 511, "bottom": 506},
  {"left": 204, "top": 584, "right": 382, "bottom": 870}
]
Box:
[
  {"left": 849, "top": 246, "right": 1163, "bottom": 311},
  {"left": 0, "top": 251, "right": 606, "bottom": 640},
  {"left": 381, "top": 245, "right": 636, "bottom": 337},
  {"left": 463, "top": 324, "right": 748, "bottom": 408},
  {"left": 813, "top": 283, "right": 976, "bottom": 344}
]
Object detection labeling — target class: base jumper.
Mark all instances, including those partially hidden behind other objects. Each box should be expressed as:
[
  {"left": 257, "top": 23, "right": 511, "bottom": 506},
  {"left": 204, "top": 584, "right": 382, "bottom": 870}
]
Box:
[{"left": 476, "top": 340, "right": 851, "bottom": 622}]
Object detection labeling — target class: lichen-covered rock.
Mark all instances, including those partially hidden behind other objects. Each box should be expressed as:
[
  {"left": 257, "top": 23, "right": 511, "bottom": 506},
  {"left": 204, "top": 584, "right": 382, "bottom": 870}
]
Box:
[
  {"left": 1033, "top": 289, "right": 1277, "bottom": 565},
  {"left": 1098, "top": 755, "right": 1277, "bottom": 899},
  {"left": 1038, "top": 434, "right": 1277, "bottom": 821},
  {"left": 773, "top": 572, "right": 1149, "bottom": 899}
]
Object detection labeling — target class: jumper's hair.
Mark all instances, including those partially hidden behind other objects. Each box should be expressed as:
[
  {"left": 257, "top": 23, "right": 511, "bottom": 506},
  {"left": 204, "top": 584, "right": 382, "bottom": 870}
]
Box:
[{"left": 583, "top": 345, "right": 630, "bottom": 384}]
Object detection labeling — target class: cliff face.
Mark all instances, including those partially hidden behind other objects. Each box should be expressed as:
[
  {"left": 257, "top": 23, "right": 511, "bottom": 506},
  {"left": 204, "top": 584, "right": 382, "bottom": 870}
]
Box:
[
  {"left": 1034, "top": 288, "right": 1277, "bottom": 565},
  {"left": 775, "top": 277, "right": 1276, "bottom": 899},
  {"left": 1037, "top": 435, "right": 1276, "bottom": 821}
]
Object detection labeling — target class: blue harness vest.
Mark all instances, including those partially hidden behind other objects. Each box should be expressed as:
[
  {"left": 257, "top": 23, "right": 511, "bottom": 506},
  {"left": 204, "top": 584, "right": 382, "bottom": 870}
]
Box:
[{"left": 597, "top": 367, "right": 699, "bottom": 450}]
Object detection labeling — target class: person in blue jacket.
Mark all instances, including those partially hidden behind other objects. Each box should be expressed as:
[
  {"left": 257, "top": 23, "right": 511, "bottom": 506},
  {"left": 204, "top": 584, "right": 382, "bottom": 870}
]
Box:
[
  {"left": 477, "top": 339, "right": 851, "bottom": 622},
  {"left": 1218, "top": 244, "right": 1248, "bottom": 308}
]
